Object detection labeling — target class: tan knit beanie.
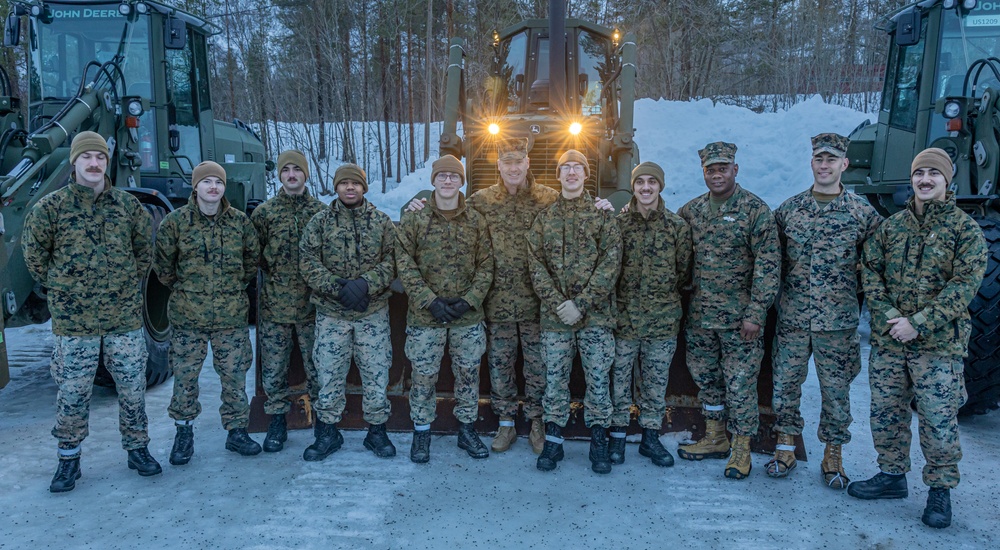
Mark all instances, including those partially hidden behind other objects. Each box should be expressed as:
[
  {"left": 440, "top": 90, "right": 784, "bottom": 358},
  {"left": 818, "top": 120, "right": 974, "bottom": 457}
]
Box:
[
  {"left": 277, "top": 149, "right": 309, "bottom": 182},
  {"left": 557, "top": 149, "right": 590, "bottom": 178},
  {"left": 334, "top": 163, "right": 368, "bottom": 192},
  {"left": 431, "top": 155, "right": 465, "bottom": 185},
  {"left": 911, "top": 148, "right": 953, "bottom": 186},
  {"left": 70, "top": 131, "right": 109, "bottom": 164},
  {"left": 631, "top": 161, "right": 665, "bottom": 191},
  {"left": 192, "top": 161, "right": 227, "bottom": 189}
]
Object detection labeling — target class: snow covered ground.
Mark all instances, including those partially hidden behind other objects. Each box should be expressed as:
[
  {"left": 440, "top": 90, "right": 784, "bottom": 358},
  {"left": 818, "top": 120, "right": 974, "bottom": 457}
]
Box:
[
  {"left": 3, "top": 97, "right": 998, "bottom": 548},
  {"left": 1, "top": 319, "right": 998, "bottom": 549}
]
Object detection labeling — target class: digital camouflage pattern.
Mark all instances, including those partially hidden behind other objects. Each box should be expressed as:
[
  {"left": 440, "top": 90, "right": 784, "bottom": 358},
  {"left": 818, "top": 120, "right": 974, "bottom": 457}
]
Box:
[
  {"left": 168, "top": 328, "right": 253, "bottom": 430},
  {"left": 772, "top": 326, "right": 860, "bottom": 443},
  {"left": 686, "top": 327, "right": 763, "bottom": 436},
  {"left": 527, "top": 192, "right": 623, "bottom": 331},
  {"left": 612, "top": 338, "right": 677, "bottom": 429},
  {"left": 678, "top": 184, "right": 780, "bottom": 329},
  {"left": 862, "top": 194, "right": 987, "bottom": 357},
  {"left": 50, "top": 329, "right": 149, "bottom": 450},
  {"left": 250, "top": 188, "right": 326, "bottom": 324},
  {"left": 811, "top": 133, "right": 850, "bottom": 157},
  {"left": 698, "top": 142, "right": 737, "bottom": 166},
  {"left": 154, "top": 195, "right": 259, "bottom": 330},
  {"left": 312, "top": 308, "right": 392, "bottom": 425},
  {"left": 615, "top": 196, "right": 692, "bottom": 339},
  {"left": 299, "top": 198, "right": 397, "bottom": 321},
  {"left": 487, "top": 321, "right": 544, "bottom": 420},
  {"left": 406, "top": 323, "right": 487, "bottom": 425},
  {"left": 541, "top": 327, "right": 615, "bottom": 428},
  {"left": 396, "top": 193, "right": 494, "bottom": 327},
  {"left": 468, "top": 174, "right": 559, "bottom": 322},
  {"left": 22, "top": 180, "right": 152, "bottom": 336},
  {"left": 869, "top": 347, "right": 965, "bottom": 488},
  {"left": 774, "top": 187, "right": 881, "bottom": 331},
  {"left": 258, "top": 319, "right": 319, "bottom": 415}
]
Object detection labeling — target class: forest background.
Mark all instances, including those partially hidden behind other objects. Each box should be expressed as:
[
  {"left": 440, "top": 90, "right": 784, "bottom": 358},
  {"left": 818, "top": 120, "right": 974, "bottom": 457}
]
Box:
[{"left": 0, "top": 0, "right": 910, "bottom": 193}]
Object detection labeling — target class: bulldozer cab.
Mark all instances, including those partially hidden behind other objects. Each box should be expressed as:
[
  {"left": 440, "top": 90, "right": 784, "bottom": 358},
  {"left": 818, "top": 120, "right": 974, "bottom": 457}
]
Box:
[{"left": 846, "top": 0, "right": 1000, "bottom": 211}]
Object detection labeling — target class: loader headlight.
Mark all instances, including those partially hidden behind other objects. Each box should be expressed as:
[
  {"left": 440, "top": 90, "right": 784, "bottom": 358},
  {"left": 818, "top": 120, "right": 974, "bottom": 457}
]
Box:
[
  {"left": 127, "top": 99, "right": 143, "bottom": 116},
  {"left": 135, "top": 3, "right": 149, "bottom": 14},
  {"left": 118, "top": 2, "right": 131, "bottom": 16},
  {"left": 943, "top": 100, "right": 962, "bottom": 119},
  {"left": 963, "top": 0, "right": 978, "bottom": 9},
  {"left": 488, "top": 123, "right": 500, "bottom": 135},
  {"left": 568, "top": 122, "right": 582, "bottom": 135},
  {"left": 942, "top": 0, "right": 957, "bottom": 8}
]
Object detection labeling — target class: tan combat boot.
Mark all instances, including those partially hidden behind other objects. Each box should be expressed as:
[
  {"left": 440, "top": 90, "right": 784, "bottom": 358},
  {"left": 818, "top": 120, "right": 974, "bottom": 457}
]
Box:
[
  {"left": 529, "top": 418, "right": 545, "bottom": 454},
  {"left": 491, "top": 418, "right": 517, "bottom": 452},
  {"left": 765, "top": 433, "right": 797, "bottom": 478},
  {"left": 677, "top": 419, "right": 730, "bottom": 460},
  {"left": 724, "top": 434, "right": 753, "bottom": 479},
  {"left": 821, "top": 443, "right": 850, "bottom": 489}
]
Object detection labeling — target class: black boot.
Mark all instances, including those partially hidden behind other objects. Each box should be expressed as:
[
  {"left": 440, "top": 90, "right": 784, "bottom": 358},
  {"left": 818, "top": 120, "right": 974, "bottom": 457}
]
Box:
[
  {"left": 302, "top": 420, "right": 343, "bottom": 461},
  {"left": 638, "top": 427, "right": 674, "bottom": 467},
  {"left": 226, "top": 428, "right": 263, "bottom": 456},
  {"left": 169, "top": 424, "right": 194, "bottom": 466},
  {"left": 410, "top": 430, "right": 432, "bottom": 463},
  {"left": 589, "top": 425, "right": 612, "bottom": 474},
  {"left": 922, "top": 488, "right": 952, "bottom": 528},
  {"left": 364, "top": 423, "right": 397, "bottom": 458},
  {"left": 127, "top": 447, "right": 162, "bottom": 476},
  {"left": 49, "top": 456, "right": 81, "bottom": 493},
  {"left": 847, "top": 472, "right": 908, "bottom": 500},
  {"left": 263, "top": 414, "right": 288, "bottom": 453},
  {"left": 457, "top": 422, "right": 489, "bottom": 459},
  {"left": 536, "top": 422, "right": 565, "bottom": 472},
  {"left": 608, "top": 426, "right": 627, "bottom": 465}
]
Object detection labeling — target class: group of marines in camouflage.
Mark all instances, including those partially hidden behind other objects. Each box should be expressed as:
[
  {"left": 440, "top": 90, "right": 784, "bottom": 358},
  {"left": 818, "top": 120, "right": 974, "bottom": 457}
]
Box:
[{"left": 23, "top": 129, "right": 986, "bottom": 530}]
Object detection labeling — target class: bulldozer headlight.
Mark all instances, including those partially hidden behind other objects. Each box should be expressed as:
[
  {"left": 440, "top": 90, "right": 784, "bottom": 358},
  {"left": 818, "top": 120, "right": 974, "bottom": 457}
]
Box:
[
  {"left": 118, "top": 2, "right": 132, "bottom": 16},
  {"left": 488, "top": 123, "right": 500, "bottom": 135},
  {"left": 135, "top": 2, "right": 149, "bottom": 14},
  {"left": 127, "top": 99, "right": 144, "bottom": 116},
  {"left": 569, "top": 122, "right": 583, "bottom": 135},
  {"left": 943, "top": 0, "right": 957, "bottom": 8},
  {"left": 944, "top": 101, "right": 962, "bottom": 119},
  {"left": 963, "top": 0, "right": 978, "bottom": 9},
  {"left": 30, "top": 5, "right": 42, "bottom": 16}
]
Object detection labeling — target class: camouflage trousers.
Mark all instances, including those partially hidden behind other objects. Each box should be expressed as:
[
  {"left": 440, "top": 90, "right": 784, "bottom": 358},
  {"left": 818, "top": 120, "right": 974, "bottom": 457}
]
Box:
[
  {"left": 50, "top": 329, "right": 149, "bottom": 450},
  {"left": 258, "top": 319, "right": 318, "bottom": 415},
  {"left": 869, "top": 346, "right": 965, "bottom": 489},
  {"left": 405, "top": 323, "right": 486, "bottom": 426},
  {"left": 612, "top": 337, "right": 678, "bottom": 429},
  {"left": 487, "top": 321, "right": 545, "bottom": 420},
  {"left": 313, "top": 309, "right": 392, "bottom": 425},
  {"left": 686, "top": 326, "right": 763, "bottom": 436},
  {"left": 541, "top": 327, "right": 614, "bottom": 428},
  {"left": 168, "top": 328, "right": 252, "bottom": 430},
  {"left": 773, "top": 324, "right": 861, "bottom": 444}
]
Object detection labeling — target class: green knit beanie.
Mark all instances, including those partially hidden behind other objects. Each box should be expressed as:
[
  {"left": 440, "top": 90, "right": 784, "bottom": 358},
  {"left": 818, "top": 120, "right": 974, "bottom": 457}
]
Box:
[
  {"left": 334, "top": 163, "right": 368, "bottom": 192},
  {"left": 557, "top": 149, "right": 590, "bottom": 178},
  {"left": 631, "top": 161, "right": 665, "bottom": 191},
  {"left": 432, "top": 155, "right": 465, "bottom": 185},
  {"left": 70, "top": 131, "right": 109, "bottom": 164},
  {"left": 192, "top": 161, "right": 227, "bottom": 188},
  {"left": 277, "top": 149, "right": 310, "bottom": 182}
]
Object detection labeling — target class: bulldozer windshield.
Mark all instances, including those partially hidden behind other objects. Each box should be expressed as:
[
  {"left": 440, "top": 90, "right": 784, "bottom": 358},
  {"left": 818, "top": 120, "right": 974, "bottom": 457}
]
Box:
[{"left": 29, "top": 3, "right": 151, "bottom": 103}]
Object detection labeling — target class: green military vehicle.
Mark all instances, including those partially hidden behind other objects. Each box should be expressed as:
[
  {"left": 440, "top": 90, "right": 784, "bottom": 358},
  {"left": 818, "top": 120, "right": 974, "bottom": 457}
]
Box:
[
  {"left": 0, "top": 0, "right": 269, "bottom": 389},
  {"left": 844, "top": 0, "right": 1000, "bottom": 414}
]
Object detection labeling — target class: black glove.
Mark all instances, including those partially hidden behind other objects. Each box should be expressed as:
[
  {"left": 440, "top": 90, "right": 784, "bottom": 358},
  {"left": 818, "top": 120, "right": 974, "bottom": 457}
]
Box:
[
  {"left": 356, "top": 294, "right": 370, "bottom": 313},
  {"left": 445, "top": 298, "right": 471, "bottom": 319},
  {"left": 335, "top": 277, "right": 369, "bottom": 311},
  {"left": 428, "top": 298, "right": 457, "bottom": 323}
]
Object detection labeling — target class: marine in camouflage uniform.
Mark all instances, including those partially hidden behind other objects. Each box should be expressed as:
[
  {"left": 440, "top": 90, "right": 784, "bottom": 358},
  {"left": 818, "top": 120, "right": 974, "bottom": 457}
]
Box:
[
  {"left": 397, "top": 155, "right": 494, "bottom": 463},
  {"left": 468, "top": 137, "right": 559, "bottom": 453},
  {"left": 528, "top": 149, "right": 622, "bottom": 474},
  {"left": 676, "top": 142, "right": 780, "bottom": 480},
  {"left": 850, "top": 148, "right": 987, "bottom": 529},
  {"left": 250, "top": 149, "right": 326, "bottom": 452},
  {"left": 154, "top": 161, "right": 262, "bottom": 463},
  {"left": 299, "top": 163, "right": 398, "bottom": 460},
  {"left": 22, "top": 131, "right": 160, "bottom": 491},
  {"left": 611, "top": 161, "right": 692, "bottom": 467},
  {"left": 769, "top": 134, "right": 882, "bottom": 486}
]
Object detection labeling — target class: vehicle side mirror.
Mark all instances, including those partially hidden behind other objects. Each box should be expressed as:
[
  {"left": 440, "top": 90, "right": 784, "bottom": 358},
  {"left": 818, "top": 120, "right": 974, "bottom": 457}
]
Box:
[
  {"left": 578, "top": 74, "right": 589, "bottom": 98},
  {"left": 514, "top": 74, "right": 524, "bottom": 97},
  {"left": 165, "top": 17, "right": 186, "bottom": 50},
  {"left": 3, "top": 11, "right": 20, "bottom": 47},
  {"left": 168, "top": 125, "right": 180, "bottom": 152},
  {"left": 896, "top": 9, "right": 921, "bottom": 47}
]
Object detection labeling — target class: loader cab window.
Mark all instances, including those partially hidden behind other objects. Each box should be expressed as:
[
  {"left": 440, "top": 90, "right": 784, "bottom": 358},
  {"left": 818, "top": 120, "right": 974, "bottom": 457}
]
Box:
[
  {"left": 29, "top": 4, "right": 153, "bottom": 103},
  {"left": 884, "top": 17, "right": 926, "bottom": 132},
  {"left": 165, "top": 29, "right": 203, "bottom": 170},
  {"left": 577, "top": 31, "right": 607, "bottom": 116},
  {"left": 495, "top": 32, "right": 527, "bottom": 113}
]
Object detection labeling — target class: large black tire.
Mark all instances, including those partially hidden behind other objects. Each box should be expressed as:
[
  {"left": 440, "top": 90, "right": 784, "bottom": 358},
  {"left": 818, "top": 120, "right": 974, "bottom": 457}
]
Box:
[
  {"left": 961, "top": 216, "right": 1000, "bottom": 416},
  {"left": 95, "top": 204, "right": 172, "bottom": 388}
]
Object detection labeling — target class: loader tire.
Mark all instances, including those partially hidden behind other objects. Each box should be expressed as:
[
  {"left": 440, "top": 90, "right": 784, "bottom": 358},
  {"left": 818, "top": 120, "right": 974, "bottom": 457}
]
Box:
[{"left": 961, "top": 216, "right": 1000, "bottom": 416}]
